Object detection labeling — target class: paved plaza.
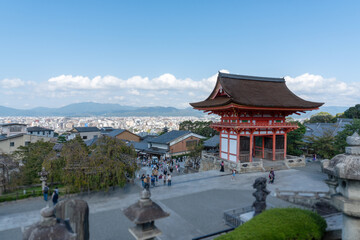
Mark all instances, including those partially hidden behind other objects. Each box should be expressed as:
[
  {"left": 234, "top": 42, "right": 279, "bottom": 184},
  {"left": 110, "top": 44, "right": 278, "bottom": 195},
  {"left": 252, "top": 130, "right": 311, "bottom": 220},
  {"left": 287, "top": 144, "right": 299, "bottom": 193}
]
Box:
[{"left": 0, "top": 162, "right": 328, "bottom": 240}]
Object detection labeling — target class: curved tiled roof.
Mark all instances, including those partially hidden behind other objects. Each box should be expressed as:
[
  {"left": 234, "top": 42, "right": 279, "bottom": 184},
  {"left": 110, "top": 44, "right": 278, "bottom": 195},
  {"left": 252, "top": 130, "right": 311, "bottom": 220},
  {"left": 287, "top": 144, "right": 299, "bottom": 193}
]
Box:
[{"left": 190, "top": 72, "right": 323, "bottom": 110}]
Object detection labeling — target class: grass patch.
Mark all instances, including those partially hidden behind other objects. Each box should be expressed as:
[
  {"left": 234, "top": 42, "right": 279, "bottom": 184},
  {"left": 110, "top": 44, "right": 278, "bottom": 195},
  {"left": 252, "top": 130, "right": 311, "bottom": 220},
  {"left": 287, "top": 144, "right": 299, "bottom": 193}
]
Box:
[{"left": 216, "top": 208, "right": 327, "bottom": 240}]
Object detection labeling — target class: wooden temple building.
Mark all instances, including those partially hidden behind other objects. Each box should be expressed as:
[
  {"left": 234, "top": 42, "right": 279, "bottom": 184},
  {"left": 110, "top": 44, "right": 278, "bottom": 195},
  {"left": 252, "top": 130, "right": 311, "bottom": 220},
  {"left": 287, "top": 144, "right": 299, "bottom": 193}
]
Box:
[{"left": 190, "top": 73, "right": 323, "bottom": 162}]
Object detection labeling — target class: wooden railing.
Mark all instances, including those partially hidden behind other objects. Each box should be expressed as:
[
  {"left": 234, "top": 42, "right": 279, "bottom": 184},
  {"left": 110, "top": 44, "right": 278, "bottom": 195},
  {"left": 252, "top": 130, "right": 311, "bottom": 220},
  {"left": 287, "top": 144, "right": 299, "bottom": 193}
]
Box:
[{"left": 211, "top": 122, "right": 298, "bottom": 129}]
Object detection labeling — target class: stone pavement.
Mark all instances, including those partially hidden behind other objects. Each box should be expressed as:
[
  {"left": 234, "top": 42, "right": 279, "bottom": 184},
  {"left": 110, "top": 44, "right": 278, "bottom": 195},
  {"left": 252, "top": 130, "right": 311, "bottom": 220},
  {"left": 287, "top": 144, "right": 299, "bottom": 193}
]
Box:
[{"left": 0, "top": 162, "right": 328, "bottom": 240}]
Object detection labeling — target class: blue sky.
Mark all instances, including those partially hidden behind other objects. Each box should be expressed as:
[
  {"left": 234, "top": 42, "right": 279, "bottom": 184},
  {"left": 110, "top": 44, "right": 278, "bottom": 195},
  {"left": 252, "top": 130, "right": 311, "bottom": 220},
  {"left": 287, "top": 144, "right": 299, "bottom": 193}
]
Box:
[{"left": 0, "top": 1, "right": 359, "bottom": 109}]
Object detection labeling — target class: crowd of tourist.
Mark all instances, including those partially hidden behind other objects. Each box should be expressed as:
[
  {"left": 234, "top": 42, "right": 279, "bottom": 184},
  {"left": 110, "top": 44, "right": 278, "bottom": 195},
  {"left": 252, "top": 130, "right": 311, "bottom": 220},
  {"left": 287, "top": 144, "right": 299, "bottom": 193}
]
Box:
[{"left": 139, "top": 156, "right": 183, "bottom": 188}]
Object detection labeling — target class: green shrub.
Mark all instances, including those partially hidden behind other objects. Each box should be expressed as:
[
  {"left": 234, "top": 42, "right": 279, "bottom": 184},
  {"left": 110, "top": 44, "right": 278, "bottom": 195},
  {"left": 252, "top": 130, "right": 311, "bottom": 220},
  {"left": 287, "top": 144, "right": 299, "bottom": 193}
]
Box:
[{"left": 216, "top": 208, "right": 327, "bottom": 240}]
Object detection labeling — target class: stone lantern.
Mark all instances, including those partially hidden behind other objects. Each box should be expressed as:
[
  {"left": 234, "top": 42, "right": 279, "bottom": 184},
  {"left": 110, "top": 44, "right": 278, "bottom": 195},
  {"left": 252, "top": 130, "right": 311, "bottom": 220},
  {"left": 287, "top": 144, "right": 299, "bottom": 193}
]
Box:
[
  {"left": 38, "top": 167, "right": 49, "bottom": 190},
  {"left": 22, "top": 206, "right": 76, "bottom": 240},
  {"left": 322, "top": 132, "right": 360, "bottom": 240},
  {"left": 123, "top": 189, "right": 169, "bottom": 240}
]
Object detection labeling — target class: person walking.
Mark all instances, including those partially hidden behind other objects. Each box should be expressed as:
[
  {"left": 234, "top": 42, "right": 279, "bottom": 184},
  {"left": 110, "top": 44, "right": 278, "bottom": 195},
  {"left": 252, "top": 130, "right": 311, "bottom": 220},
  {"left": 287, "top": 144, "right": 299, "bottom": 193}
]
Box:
[
  {"left": 231, "top": 169, "right": 236, "bottom": 181},
  {"left": 144, "top": 174, "right": 150, "bottom": 190},
  {"left": 154, "top": 168, "right": 158, "bottom": 182},
  {"left": 167, "top": 174, "right": 172, "bottom": 186},
  {"left": 140, "top": 174, "right": 145, "bottom": 188},
  {"left": 220, "top": 161, "right": 224, "bottom": 172},
  {"left": 52, "top": 187, "right": 59, "bottom": 206},
  {"left": 163, "top": 174, "right": 167, "bottom": 185},
  {"left": 43, "top": 184, "right": 49, "bottom": 202},
  {"left": 269, "top": 168, "right": 275, "bottom": 184},
  {"left": 151, "top": 174, "right": 156, "bottom": 188}
]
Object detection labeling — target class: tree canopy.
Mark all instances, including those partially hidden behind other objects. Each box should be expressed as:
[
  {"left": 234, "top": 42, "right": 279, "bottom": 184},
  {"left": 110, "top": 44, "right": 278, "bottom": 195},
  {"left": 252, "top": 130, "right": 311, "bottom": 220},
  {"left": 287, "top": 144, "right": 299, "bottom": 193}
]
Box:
[
  {"left": 343, "top": 104, "right": 360, "bottom": 119},
  {"left": 179, "top": 120, "right": 217, "bottom": 138},
  {"left": 13, "top": 140, "right": 55, "bottom": 185},
  {"left": 62, "top": 136, "right": 137, "bottom": 192},
  {"left": 305, "top": 112, "right": 336, "bottom": 123},
  {"left": 286, "top": 121, "right": 306, "bottom": 156}
]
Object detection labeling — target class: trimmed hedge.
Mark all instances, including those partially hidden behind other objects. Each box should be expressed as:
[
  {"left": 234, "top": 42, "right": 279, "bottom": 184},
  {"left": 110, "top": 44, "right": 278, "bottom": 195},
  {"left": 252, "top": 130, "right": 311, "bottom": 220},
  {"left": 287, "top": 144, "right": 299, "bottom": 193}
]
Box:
[{"left": 216, "top": 208, "right": 327, "bottom": 240}]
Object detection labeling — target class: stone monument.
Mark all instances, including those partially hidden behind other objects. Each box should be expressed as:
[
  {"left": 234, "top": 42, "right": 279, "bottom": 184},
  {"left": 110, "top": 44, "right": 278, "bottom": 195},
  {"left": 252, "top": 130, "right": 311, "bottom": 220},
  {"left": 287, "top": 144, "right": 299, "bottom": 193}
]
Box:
[
  {"left": 22, "top": 206, "right": 76, "bottom": 240},
  {"left": 252, "top": 177, "right": 270, "bottom": 216},
  {"left": 38, "top": 167, "right": 48, "bottom": 191},
  {"left": 322, "top": 132, "right": 360, "bottom": 240},
  {"left": 55, "top": 199, "right": 90, "bottom": 240},
  {"left": 123, "top": 189, "right": 169, "bottom": 240}
]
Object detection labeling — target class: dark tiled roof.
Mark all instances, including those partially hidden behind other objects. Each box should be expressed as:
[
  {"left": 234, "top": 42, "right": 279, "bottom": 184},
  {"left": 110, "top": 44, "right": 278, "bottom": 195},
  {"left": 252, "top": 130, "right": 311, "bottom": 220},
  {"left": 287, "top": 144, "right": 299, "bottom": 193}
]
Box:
[
  {"left": 103, "top": 129, "right": 126, "bottom": 138},
  {"left": 128, "top": 140, "right": 167, "bottom": 155},
  {"left": 53, "top": 143, "right": 63, "bottom": 151},
  {"left": 0, "top": 123, "right": 27, "bottom": 127},
  {"left": 101, "top": 127, "right": 114, "bottom": 133},
  {"left": 0, "top": 133, "right": 25, "bottom": 142},
  {"left": 74, "top": 127, "right": 100, "bottom": 133},
  {"left": 190, "top": 72, "right": 324, "bottom": 109},
  {"left": 27, "top": 127, "right": 54, "bottom": 132},
  {"left": 203, "top": 135, "right": 220, "bottom": 148},
  {"left": 304, "top": 119, "right": 353, "bottom": 141},
  {"left": 84, "top": 138, "right": 99, "bottom": 147},
  {"left": 149, "top": 130, "right": 191, "bottom": 144}
]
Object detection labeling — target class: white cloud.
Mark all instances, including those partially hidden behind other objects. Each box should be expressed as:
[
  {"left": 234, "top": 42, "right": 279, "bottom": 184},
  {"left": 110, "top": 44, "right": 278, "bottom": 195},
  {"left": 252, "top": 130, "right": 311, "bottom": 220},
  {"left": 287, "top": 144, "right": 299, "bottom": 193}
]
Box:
[
  {"left": 0, "top": 78, "right": 26, "bottom": 88},
  {"left": 3, "top": 70, "right": 358, "bottom": 109},
  {"left": 46, "top": 72, "right": 220, "bottom": 92},
  {"left": 285, "top": 73, "right": 360, "bottom": 106},
  {"left": 128, "top": 89, "right": 140, "bottom": 95}
]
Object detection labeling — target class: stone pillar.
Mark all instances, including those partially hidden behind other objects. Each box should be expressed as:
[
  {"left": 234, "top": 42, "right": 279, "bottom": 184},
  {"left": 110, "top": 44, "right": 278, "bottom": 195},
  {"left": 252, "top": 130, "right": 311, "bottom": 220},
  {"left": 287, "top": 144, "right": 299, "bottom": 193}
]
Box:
[
  {"left": 22, "top": 206, "right": 76, "bottom": 240},
  {"left": 322, "top": 132, "right": 360, "bottom": 240},
  {"left": 38, "top": 167, "right": 48, "bottom": 190},
  {"left": 55, "top": 199, "right": 90, "bottom": 240}
]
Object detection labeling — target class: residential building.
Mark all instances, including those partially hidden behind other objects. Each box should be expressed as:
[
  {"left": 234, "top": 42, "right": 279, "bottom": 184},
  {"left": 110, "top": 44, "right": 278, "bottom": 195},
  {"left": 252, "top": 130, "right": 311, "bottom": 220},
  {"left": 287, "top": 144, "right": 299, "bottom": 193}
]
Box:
[
  {"left": 0, "top": 123, "right": 27, "bottom": 137},
  {"left": 102, "top": 128, "right": 141, "bottom": 142},
  {"left": 0, "top": 134, "right": 55, "bottom": 154},
  {"left": 27, "top": 127, "right": 55, "bottom": 138},
  {"left": 145, "top": 130, "right": 206, "bottom": 157},
  {"left": 68, "top": 127, "right": 101, "bottom": 141}
]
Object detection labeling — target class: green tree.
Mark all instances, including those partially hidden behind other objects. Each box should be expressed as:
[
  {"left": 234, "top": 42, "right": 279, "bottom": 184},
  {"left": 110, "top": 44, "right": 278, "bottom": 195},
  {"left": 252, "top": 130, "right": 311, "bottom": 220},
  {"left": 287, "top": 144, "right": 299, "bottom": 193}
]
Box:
[
  {"left": 343, "top": 104, "right": 360, "bottom": 119},
  {"left": 13, "top": 140, "right": 55, "bottom": 185},
  {"left": 334, "top": 119, "right": 360, "bottom": 153},
  {"left": 187, "top": 142, "right": 204, "bottom": 170},
  {"left": 179, "top": 120, "right": 217, "bottom": 138},
  {"left": 306, "top": 112, "right": 336, "bottom": 123},
  {"left": 88, "top": 136, "right": 137, "bottom": 190},
  {"left": 287, "top": 121, "right": 306, "bottom": 156},
  {"left": 305, "top": 130, "right": 337, "bottom": 159},
  {"left": 57, "top": 135, "right": 67, "bottom": 143},
  {"left": 42, "top": 151, "right": 66, "bottom": 184},
  {"left": 62, "top": 135, "right": 137, "bottom": 192},
  {"left": 61, "top": 136, "right": 90, "bottom": 192}
]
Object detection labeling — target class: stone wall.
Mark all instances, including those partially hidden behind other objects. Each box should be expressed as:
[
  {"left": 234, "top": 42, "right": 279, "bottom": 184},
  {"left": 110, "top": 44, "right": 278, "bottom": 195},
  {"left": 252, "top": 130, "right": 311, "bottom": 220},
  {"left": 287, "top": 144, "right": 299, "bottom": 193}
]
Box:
[
  {"left": 200, "top": 152, "right": 265, "bottom": 173},
  {"left": 285, "top": 155, "right": 306, "bottom": 168}
]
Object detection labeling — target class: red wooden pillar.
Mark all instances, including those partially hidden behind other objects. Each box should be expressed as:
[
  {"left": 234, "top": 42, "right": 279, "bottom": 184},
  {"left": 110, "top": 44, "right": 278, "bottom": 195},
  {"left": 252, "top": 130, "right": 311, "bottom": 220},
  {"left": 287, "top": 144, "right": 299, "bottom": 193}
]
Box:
[
  {"left": 272, "top": 133, "right": 276, "bottom": 161},
  {"left": 284, "top": 132, "right": 287, "bottom": 160},
  {"left": 219, "top": 130, "right": 222, "bottom": 159},
  {"left": 262, "top": 136, "right": 265, "bottom": 159},
  {"left": 249, "top": 133, "right": 253, "bottom": 162},
  {"left": 236, "top": 132, "right": 240, "bottom": 163},
  {"left": 227, "top": 130, "right": 230, "bottom": 161}
]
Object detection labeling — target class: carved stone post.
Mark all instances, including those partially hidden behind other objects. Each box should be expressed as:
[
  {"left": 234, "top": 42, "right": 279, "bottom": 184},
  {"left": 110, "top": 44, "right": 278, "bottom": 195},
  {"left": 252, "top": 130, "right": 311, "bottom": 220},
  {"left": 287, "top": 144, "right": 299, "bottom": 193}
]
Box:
[
  {"left": 22, "top": 206, "right": 76, "bottom": 240},
  {"left": 124, "top": 189, "right": 169, "bottom": 240},
  {"left": 322, "top": 132, "right": 360, "bottom": 240},
  {"left": 38, "top": 167, "right": 48, "bottom": 190},
  {"left": 252, "top": 177, "right": 270, "bottom": 216}
]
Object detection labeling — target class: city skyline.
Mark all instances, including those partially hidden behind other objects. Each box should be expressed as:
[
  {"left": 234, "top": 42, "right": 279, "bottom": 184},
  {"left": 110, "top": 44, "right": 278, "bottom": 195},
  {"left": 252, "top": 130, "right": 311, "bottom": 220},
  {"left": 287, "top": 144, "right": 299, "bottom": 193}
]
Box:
[{"left": 1, "top": 1, "right": 359, "bottom": 109}]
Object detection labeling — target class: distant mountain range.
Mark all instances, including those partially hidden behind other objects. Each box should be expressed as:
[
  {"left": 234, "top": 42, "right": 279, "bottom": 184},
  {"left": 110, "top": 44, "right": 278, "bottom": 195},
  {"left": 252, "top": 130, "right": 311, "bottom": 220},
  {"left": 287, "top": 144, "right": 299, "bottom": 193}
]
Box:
[
  {"left": 0, "top": 102, "right": 350, "bottom": 118},
  {"left": 0, "top": 102, "right": 204, "bottom": 117}
]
